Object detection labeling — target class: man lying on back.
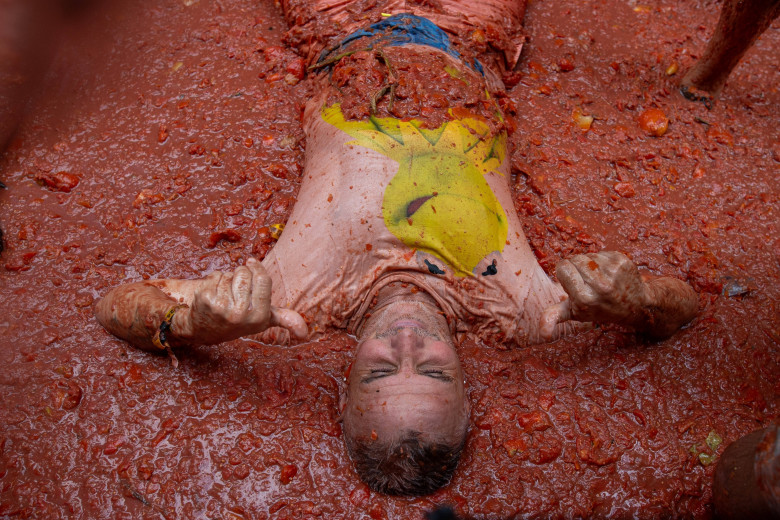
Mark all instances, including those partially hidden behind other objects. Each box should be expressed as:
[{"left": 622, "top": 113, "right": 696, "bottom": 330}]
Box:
[{"left": 96, "top": 1, "right": 698, "bottom": 496}]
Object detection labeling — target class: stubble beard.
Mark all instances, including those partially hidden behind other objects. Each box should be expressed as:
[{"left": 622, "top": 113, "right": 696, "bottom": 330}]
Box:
[{"left": 361, "top": 298, "right": 451, "bottom": 345}]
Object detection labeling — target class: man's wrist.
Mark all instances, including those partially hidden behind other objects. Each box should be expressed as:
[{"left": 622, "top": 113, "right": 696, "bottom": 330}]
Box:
[
  {"left": 636, "top": 278, "right": 697, "bottom": 338},
  {"left": 167, "top": 305, "right": 192, "bottom": 346}
]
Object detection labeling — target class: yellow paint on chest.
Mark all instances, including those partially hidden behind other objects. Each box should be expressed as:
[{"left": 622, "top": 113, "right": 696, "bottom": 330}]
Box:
[{"left": 322, "top": 104, "right": 508, "bottom": 277}]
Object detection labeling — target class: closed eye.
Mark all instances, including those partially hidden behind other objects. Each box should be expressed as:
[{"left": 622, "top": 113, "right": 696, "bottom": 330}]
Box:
[
  {"left": 421, "top": 370, "right": 454, "bottom": 382},
  {"left": 362, "top": 368, "right": 395, "bottom": 383}
]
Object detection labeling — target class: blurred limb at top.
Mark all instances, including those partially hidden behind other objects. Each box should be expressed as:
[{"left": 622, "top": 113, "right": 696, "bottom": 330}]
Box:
[{"left": 681, "top": 0, "right": 780, "bottom": 107}]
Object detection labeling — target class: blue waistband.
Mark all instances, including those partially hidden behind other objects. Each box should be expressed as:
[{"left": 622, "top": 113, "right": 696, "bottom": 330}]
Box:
[{"left": 317, "top": 13, "right": 484, "bottom": 75}]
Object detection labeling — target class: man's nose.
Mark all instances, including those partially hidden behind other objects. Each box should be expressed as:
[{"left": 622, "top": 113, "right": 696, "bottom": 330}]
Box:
[
  {"left": 390, "top": 328, "right": 426, "bottom": 352},
  {"left": 390, "top": 329, "right": 425, "bottom": 376}
]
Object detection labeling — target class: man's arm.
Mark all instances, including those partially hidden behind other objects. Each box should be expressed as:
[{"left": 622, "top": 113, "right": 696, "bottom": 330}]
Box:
[
  {"left": 539, "top": 251, "right": 698, "bottom": 340},
  {"left": 95, "top": 257, "right": 307, "bottom": 353}
]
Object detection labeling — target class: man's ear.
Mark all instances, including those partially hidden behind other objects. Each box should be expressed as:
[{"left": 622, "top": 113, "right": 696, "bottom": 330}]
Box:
[{"left": 338, "top": 391, "right": 348, "bottom": 414}]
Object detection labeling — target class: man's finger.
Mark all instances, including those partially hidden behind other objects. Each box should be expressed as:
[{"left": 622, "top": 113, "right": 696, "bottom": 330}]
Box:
[
  {"left": 270, "top": 307, "right": 308, "bottom": 339},
  {"left": 249, "top": 263, "right": 273, "bottom": 318},
  {"left": 539, "top": 300, "right": 571, "bottom": 341},
  {"left": 250, "top": 266, "right": 272, "bottom": 304},
  {"left": 591, "top": 251, "right": 627, "bottom": 280},
  {"left": 231, "top": 266, "right": 253, "bottom": 310},
  {"left": 598, "top": 250, "right": 628, "bottom": 265},
  {"left": 245, "top": 256, "right": 263, "bottom": 273},
  {"left": 556, "top": 259, "right": 590, "bottom": 299},
  {"left": 244, "top": 257, "right": 306, "bottom": 338},
  {"left": 568, "top": 254, "right": 612, "bottom": 294},
  {"left": 215, "top": 271, "right": 234, "bottom": 304}
]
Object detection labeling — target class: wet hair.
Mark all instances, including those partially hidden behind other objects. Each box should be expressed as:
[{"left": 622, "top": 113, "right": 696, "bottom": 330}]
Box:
[
  {"left": 344, "top": 429, "right": 466, "bottom": 496},
  {"left": 425, "top": 506, "right": 466, "bottom": 520}
]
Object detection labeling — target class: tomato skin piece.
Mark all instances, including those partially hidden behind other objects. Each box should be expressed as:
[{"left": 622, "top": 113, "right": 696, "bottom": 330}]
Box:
[{"left": 280, "top": 464, "right": 298, "bottom": 484}]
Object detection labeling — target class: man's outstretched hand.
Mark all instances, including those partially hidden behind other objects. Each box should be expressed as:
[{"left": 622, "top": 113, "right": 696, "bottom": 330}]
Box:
[
  {"left": 96, "top": 257, "right": 307, "bottom": 353},
  {"left": 540, "top": 251, "right": 697, "bottom": 340},
  {"left": 176, "top": 257, "right": 307, "bottom": 345},
  {"left": 545, "top": 251, "right": 648, "bottom": 328}
]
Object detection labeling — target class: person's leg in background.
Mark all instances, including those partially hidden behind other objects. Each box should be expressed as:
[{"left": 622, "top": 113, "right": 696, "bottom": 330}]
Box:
[{"left": 681, "top": 0, "right": 780, "bottom": 107}]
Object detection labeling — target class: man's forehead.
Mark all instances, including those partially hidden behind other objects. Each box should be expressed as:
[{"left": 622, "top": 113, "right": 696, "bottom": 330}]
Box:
[
  {"left": 352, "top": 385, "right": 461, "bottom": 418},
  {"left": 354, "top": 376, "right": 460, "bottom": 408},
  {"left": 347, "top": 383, "right": 466, "bottom": 441}
]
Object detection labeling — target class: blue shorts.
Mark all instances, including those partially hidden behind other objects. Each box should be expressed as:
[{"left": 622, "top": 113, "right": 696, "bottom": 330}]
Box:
[{"left": 317, "top": 13, "right": 484, "bottom": 75}]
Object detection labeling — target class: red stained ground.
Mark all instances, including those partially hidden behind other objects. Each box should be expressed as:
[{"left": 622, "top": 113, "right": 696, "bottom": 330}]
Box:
[{"left": 0, "top": 0, "right": 778, "bottom": 518}]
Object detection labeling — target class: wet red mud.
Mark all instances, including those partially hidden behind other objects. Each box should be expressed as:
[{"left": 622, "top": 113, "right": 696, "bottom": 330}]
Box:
[{"left": 0, "top": 0, "right": 778, "bottom": 518}]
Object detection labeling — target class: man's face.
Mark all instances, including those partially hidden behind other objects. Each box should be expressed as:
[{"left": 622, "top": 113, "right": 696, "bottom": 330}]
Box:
[{"left": 342, "top": 301, "right": 468, "bottom": 444}]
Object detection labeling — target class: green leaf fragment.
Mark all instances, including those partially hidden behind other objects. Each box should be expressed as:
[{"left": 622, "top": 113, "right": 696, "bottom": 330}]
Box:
[
  {"left": 444, "top": 65, "right": 462, "bottom": 79},
  {"left": 698, "top": 453, "right": 715, "bottom": 466},
  {"left": 705, "top": 431, "right": 723, "bottom": 451}
]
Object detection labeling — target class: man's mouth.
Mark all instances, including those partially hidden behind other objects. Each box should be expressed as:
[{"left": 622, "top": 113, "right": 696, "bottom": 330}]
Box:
[
  {"left": 391, "top": 319, "right": 425, "bottom": 329},
  {"left": 375, "top": 318, "right": 442, "bottom": 340}
]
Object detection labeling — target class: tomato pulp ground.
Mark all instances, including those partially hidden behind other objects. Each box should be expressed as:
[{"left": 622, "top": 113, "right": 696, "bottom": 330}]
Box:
[{"left": 0, "top": 0, "right": 777, "bottom": 518}]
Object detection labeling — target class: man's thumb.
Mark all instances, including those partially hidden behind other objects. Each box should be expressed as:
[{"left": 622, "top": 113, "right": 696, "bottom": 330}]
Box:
[
  {"left": 270, "top": 307, "right": 308, "bottom": 339},
  {"left": 539, "top": 299, "right": 571, "bottom": 341}
]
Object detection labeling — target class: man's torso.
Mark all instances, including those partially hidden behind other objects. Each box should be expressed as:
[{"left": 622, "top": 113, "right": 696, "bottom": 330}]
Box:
[{"left": 263, "top": 40, "right": 567, "bottom": 345}]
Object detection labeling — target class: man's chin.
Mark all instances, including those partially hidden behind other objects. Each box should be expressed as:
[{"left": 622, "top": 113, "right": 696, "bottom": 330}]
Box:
[{"left": 391, "top": 318, "right": 425, "bottom": 329}]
